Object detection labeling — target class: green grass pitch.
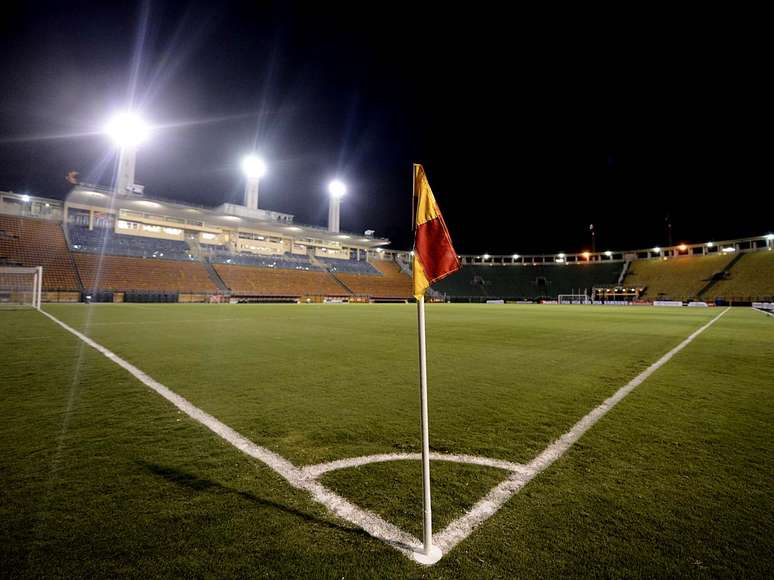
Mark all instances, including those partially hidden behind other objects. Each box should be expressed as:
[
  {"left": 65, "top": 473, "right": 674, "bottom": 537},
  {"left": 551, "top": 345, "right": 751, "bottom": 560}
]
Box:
[{"left": 1, "top": 303, "right": 772, "bottom": 578}]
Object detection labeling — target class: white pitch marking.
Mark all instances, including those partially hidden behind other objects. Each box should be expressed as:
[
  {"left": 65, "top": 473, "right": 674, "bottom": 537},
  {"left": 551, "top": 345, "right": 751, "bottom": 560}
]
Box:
[
  {"left": 38, "top": 309, "right": 423, "bottom": 557},
  {"left": 37, "top": 307, "right": 730, "bottom": 566},
  {"left": 302, "top": 452, "right": 525, "bottom": 480},
  {"left": 432, "top": 307, "right": 730, "bottom": 553},
  {"left": 753, "top": 307, "right": 774, "bottom": 317}
]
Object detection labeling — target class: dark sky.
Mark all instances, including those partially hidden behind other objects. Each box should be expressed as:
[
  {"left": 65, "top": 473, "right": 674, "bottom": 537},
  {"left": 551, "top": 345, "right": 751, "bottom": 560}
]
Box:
[{"left": 0, "top": 3, "right": 770, "bottom": 254}]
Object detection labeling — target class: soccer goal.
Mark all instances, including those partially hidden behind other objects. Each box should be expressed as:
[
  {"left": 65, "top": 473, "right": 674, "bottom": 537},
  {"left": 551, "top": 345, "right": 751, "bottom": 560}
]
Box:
[
  {"left": 557, "top": 292, "right": 591, "bottom": 305},
  {"left": 0, "top": 266, "right": 42, "bottom": 310}
]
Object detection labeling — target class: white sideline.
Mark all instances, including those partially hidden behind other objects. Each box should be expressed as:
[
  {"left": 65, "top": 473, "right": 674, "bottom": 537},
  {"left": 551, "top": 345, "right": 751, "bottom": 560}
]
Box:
[
  {"left": 753, "top": 307, "right": 774, "bottom": 317},
  {"left": 38, "top": 309, "right": 423, "bottom": 557},
  {"left": 38, "top": 307, "right": 729, "bottom": 565},
  {"left": 433, "top": 306, "right": 730, "bottom": 553}
]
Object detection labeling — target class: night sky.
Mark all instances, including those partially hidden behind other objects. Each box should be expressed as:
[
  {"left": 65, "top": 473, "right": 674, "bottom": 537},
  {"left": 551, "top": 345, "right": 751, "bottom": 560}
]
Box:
[{"left": 0, "top": 3, "right": 770, "bottom": 254}]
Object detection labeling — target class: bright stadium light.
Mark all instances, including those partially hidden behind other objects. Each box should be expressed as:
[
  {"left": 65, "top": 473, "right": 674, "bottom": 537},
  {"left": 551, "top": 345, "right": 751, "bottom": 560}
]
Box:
[
  {"left": 241, "top": 155, "right": 267, "bottom": 179},
  {"left": 653, "top": 246, "right": 661, "bottom": 253},
  {"left": 582, "top": 251, "right": 590, "bottom": 259},
  {"left": 604, "top": 250, "right": 612, "bottom": 257},
  {"left": 678, "top": 243, "right": 687, "bottom": 251},
  {"left": 558, "top": 253, "right": 565, "bottom": 258},
  {"left": 706, "top": 241, "right": 715, "bottom": 247},
  {"left": 241, "top": 154, "right": 266, "bottom": 210},
  {"left": 766, "top": 233, "right": 774, "bottom": 241},
  {"left": 512, "top": 254, "right": 520, "bottom": 259},
  {"left": 105, "top": 111, "right": 150, "bottom": 194},
  {"left": 483, "top": 253, "right": 490, "bottom": 260},
  {"left": 327, "top": 179, "right": 347, "bottom": 233},
  {"left": 21, "top": 194, "right": 30, "bottom": 202},
  {"left": 104, "top": 112, "right": 150, "bottom": 148},
  {"left": 328, "top": 179, "right": 347, "bottom": 198}
]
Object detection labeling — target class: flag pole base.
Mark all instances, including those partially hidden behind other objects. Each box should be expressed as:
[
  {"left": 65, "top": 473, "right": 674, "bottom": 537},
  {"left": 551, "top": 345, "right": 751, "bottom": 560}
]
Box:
[{"left": 412, "top": 545, "right": 443, "bottom": 565}]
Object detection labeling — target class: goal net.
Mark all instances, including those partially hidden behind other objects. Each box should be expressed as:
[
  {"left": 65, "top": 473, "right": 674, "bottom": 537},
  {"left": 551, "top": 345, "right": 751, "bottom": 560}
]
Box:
[
  {"left": 0, "top": 266, "right": 42, "bottom": 310},
  {"left": 557, "top": 293, "right": 591, "bottom": 305}
]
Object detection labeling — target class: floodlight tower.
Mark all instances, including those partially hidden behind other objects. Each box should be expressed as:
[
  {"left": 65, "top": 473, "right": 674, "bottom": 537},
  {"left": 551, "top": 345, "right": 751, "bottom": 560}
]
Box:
[
  {"left": 241, "top": 154, "right": 266, "bottom": 210},
  {"left": 105, "top": 112, "right": 149, "bottom": 194},
  {"left": 328, "top": 180, "right": 346, "bottom": 233}
]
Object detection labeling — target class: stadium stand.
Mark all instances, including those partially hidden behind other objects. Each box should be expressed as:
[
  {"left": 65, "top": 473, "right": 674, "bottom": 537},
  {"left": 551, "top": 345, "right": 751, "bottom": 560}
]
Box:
[
  {"left": 0, "top": 215, "right": 81, "bottom": 290},
  {"left": 703, "top": 251, "right": 774, "bottom": 301},
  {"left": 434, "top": 262, "right": 621, "bottom": 300},
  {"left": 68, "top": 225, "right": 195, "bottom": 261},
  {"left": 213, "top": 263, "right": 347, "bottom": 297},
  {"left": 624, "top": 254, "right": 735, "bottom": 301},
  {"left": 318, "top": 257, "right": 380, "bottom": 275},
  {"left": 209, "top": 252, "right": 321, "bottom": 270},
  {"left": 333, "top": 259, "right": 412, "bottom": 299},
  {"left": 74, "top": 253, "right": 216, "bottom": 293}
]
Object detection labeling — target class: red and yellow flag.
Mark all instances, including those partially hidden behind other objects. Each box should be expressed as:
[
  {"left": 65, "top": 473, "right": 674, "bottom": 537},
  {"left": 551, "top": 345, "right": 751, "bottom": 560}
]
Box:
[{"left": 412, "top": 164, "right": 461, "bottom": 299}]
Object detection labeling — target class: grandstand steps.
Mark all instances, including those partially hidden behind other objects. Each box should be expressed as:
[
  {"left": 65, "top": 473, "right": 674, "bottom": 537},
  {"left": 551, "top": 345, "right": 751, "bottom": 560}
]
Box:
[
  {"left": 202, "top": 258, "right": 230, "bottom": 292},
  {"left": 326, "top": 270, "right": 355, "bottom": 295},
  {"left": 396, "top": 254, "right": 412, "bottom": 276},
  {"left": 308, "top": 253, "right": 356, "bottom": 296},
  {"left": 617, "top": 260, "right": 630, "bottom": 285},
  {"left": 696, "top": 252, "right": 744, "bottom": 299},
  {"left": 60, "top": 223, "right": 85, "bottom": 292}
]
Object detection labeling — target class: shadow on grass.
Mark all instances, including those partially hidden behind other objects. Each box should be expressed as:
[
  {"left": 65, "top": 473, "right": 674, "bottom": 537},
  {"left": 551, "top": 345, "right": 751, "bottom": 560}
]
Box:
[{"left": 136, "top": 460, "right": 369, "bottom": 539}]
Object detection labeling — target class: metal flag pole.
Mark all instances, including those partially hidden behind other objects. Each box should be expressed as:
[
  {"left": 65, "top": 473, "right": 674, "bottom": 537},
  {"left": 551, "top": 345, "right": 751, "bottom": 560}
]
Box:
[
  {"left": 412, "top": 163, "right": 441, "bottom": 565},
  {"left": 417, "top": 295, "right": 433, "bottom": 556}
]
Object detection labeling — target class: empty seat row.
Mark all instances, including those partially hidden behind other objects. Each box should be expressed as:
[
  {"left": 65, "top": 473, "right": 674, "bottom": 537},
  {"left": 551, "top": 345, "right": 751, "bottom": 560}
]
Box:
[
  {"left": 68, "top": 225, "right": 195, "bottom": 261},
  {"left": 74, "top": 253, "right": 216, "bottom": 293},
  {"left": 0, "top": 215, "right": 81, "bottom": 290},
  {"left": 214, "top": 263, "right": 346, "bottom": 296},
  {"left": 335, "top": 260, "right": 412, "bottom": 298}
]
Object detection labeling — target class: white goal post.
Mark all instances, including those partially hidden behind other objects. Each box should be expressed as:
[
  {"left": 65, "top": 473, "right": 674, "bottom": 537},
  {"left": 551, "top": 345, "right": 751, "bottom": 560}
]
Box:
[
  {"left": 0, "top": 266, "right": 42, "bottom": 310},
  {"left": 557, "top": 293, "right": 591, "bottom": 305}
]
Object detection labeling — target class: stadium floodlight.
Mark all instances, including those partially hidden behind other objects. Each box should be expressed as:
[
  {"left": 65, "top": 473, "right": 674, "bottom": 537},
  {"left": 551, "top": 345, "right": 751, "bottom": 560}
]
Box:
[
  {"left": 241, "top": 154, "right": 266, "bottom": 210},
  {"left": 327, "top": 179, "right": 347, "bottom": 233},
  {"left": 483, "top": 253, "right": 490, "bottom": 260},
  {"left": 512, "top": 254, "right": 520, "bottom": 259},
  {"left": 582, "top": 251, "right": 590, "bottom": 259},
  {"left": 678, "top": 243, "right": 687, "bottom": 251},
  {"left": 20, "top": 194, "right": 30, "bottom": 202},
  {"left": 706, "top": 241, "right": 715, "bottom": 247},
  {"left": 104, "top": 112, "right": 150, "bottom": 148},
  {"left": 653, "top": 246, "right": 661, "bottom": 253},
  {"left": 604, "top": 250, "right": 613, "bottom": 257},
  {"left": 328, "top": 179, "right": 347, "bottom": 199},
  {"left": 104, "top": 111, "right": 150, "bottom": 194},
  {"left": 766, "top": 233, "right": 774, "bottom": 241},
  {"left": 558, "top": 253, "right": 565, "bottom": 258},
  {"left": 241, "top": 155, "right": 267, "bottom": 179}
]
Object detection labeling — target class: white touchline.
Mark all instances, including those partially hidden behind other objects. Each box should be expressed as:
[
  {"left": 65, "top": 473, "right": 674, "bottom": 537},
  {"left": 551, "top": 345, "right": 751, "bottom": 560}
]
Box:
[
  {"left": 38, "top": 309, "right": 422, "bottom": 557},
  {"left": 432, "top": 307, "right": 730, "bottom": 553},
  {"left": 38, "top": 307, "right": 730, "bottom": 566}
]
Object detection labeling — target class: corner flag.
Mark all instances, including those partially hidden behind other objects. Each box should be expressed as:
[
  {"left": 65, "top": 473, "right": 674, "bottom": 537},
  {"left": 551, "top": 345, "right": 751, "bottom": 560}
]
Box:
[
  {"left": 412, "top": 164, "right": 461, "bottom": 298},
  {"left": 411, "top": 164, "right": 460, "bottom": 564}
]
